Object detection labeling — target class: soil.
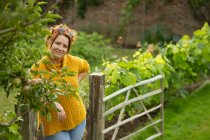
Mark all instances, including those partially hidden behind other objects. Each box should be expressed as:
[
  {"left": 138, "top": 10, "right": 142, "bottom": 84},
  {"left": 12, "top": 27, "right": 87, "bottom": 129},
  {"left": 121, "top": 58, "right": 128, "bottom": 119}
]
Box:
[
  {"left": 85, "top": 110, "right": 158, "bottom": 140},
  {"left": 104, "top": 111, "right": 158, "bottom": 140}
]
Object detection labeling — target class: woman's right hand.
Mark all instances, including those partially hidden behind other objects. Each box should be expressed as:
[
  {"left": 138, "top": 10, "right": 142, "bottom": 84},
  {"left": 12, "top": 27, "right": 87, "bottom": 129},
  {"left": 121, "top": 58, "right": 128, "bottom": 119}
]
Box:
[{"left": 54, "top": 102, "right": 66, "bottom": 121}]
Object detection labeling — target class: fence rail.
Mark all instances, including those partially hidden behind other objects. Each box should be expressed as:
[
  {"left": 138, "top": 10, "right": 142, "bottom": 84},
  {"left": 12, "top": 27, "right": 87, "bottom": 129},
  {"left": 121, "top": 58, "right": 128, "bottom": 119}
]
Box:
[{"left": 88, "top": 73, "right": 164, "bottom": 140}]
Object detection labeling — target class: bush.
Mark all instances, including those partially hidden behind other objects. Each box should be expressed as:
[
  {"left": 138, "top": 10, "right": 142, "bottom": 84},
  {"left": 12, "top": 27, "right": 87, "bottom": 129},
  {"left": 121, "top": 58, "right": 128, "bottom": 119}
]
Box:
[
  {"left": 141, "top": 24, "right": 181, "bottom": 46},
  {"left": 71, "top": 31, "right": 111, "bottom": 65}
]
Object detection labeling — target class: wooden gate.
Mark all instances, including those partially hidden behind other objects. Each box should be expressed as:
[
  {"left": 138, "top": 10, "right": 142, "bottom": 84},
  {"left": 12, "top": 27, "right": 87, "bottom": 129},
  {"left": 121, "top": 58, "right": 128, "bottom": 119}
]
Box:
[{"left": 88, "top": 73, "right": 164, "bottom": 140}]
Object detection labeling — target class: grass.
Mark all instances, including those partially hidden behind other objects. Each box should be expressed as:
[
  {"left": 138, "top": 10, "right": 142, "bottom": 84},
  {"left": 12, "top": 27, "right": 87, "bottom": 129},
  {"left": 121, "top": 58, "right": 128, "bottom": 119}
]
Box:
[
  {"left": 132, "top": 82, "right": 210, "bottom": 140},
  {"left": 0, "top": 87, "right": 18, "bottom": 115},
  {"left": 90, "top": 47, "right": 138, "bottom": 71}
]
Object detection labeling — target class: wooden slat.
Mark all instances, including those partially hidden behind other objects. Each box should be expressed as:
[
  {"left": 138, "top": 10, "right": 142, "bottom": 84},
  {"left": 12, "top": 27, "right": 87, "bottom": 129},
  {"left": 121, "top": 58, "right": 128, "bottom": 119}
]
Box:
[
  {"left": 160, "top": 78, "right": 164, "bottom": 138},
  {"left": 103, "top": 75, "right": 164, "bottom": 102},
  {"left": 132, "top": 88, "right": 160, "bottom": 133},
  {"left": 103, "top": 89, "right": 162, "bottom": 117},
  {"left": 146, "top": 133, "right": 162, "bottom": 140},
  {"left": 103, "top": 104, "right": 162, "bottom": 134},
  {"left": 111, "top": 90, "right": 131, "bottom": 140},
  {"left": 119, "top": 119, "right": 162, "bottom": 140}
]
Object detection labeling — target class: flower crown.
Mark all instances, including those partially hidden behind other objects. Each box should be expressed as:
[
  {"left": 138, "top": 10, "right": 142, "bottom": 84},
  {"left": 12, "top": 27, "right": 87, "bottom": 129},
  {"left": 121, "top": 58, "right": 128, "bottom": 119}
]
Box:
[{"left": 45, "top": 24, "right": 77, "bottom": 49}]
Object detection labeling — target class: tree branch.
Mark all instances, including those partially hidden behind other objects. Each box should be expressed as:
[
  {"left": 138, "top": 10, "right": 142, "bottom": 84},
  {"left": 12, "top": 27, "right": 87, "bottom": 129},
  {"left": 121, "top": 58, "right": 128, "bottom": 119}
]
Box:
[
  {"left": 0, "top": 110, "right": 28, "bottom": 127},
  {"left": 0, "top": 1, "right": 60, "bottom": 35},
  {"left": 0, "top": 31, "right": 16, "bottom": 52}
]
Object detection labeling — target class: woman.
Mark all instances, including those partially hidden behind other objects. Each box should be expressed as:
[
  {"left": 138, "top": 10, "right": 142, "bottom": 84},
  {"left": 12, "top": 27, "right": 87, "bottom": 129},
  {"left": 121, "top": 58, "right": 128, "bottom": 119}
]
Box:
[{"left": 30, "top": 24, "right": 90, "bottom": 140}]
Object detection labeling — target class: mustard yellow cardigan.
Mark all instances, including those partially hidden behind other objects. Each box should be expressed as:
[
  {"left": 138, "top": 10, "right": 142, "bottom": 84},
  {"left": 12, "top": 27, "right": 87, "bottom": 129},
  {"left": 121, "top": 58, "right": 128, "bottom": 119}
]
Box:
[{"left": 31, "top": 54, "right": 90, "bottom": 136}]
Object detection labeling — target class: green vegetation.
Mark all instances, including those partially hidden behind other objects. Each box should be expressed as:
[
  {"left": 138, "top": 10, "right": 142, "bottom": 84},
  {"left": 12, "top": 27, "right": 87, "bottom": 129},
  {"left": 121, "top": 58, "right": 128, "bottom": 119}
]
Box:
[
  {"left": 0, "top": 87, "right": 17, "bottom": 115},
  {"left": 132, "top": 82, "right": 210, "bottom": 140},
  {"left": 165, "top": 23, "right": 210, "bottom": 97},
  {"left": 142, "top": 24, "right": 181, "bottom": 45},
  {"left": 0, "top": 87, "right": 21, "bottom": 140},
  {"left": 0, "top": 0, "right": 62, "bottom": 138},
  {"left": 71, "top": 32, "right": 111, "bottom": 65},
  {"left": 104, "top": 22, "right": 210, "bottom": 98},
  {"left": 120, "top": 0, "right": 140, "bottom": 32},
  {"left": 189, "top": 0, "right": 210, "bottom": 9},
  {"left": 1, "top": 0, "right": 210, "bottom": 139},
  {"left": 102, "top": 23, "right": 210, "bottom": 122},
  {"left": 77, "top": 0, "right": 104, "bottom": 19}
]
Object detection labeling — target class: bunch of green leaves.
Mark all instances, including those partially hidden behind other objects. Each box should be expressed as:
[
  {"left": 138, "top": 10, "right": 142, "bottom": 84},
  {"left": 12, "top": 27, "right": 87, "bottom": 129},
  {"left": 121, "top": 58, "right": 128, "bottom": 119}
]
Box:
[
  {"left": 71, "top": 31, "right": 111, "bottom": 65},
  {"left": 0, "top": 111, "right": 22, "bottom": 140},
  {"left": 16, "top": 61, "right": 77, "bottom": 119},
  {"left": 164, "top": 22, "right": 210, "bottom": 97},
  {"left": 103, "top": 51, "right": 172, "bottom": 119},
  {"left": 141, "top": 24, "right": 181, "bottom": 46}
]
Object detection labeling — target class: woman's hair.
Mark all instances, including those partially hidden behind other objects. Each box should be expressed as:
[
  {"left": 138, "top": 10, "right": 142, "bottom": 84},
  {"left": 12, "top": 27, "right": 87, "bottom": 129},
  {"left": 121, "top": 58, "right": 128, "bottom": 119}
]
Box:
[{"left": 45, "top": 24, "right": 77, "bottom": 51}]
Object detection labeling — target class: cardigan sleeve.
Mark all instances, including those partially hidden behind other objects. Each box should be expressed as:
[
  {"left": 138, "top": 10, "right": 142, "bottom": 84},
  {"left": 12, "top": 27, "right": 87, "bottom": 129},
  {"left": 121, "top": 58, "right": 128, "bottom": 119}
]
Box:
[{"left": 79, "top": 58, "right": 90, "bottom": 73}]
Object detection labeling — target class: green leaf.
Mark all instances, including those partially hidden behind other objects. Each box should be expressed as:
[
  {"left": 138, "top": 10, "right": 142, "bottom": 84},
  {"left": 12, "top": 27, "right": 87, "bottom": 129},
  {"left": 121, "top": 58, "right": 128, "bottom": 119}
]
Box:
[
  {"left": 8, "top": 124, "right": 19, "bottom": 135},
  {"left": 121, "top": 72, "right": 137, "bottom": 86},
  {"left": 46, "top": 112, "right": 52, "bottom": 122},
  {"left": 111, "top": 70, "right": 120, "bottom": 84},
  {"left": 37, "top": 1, "right": 48, "bottom": 6}
]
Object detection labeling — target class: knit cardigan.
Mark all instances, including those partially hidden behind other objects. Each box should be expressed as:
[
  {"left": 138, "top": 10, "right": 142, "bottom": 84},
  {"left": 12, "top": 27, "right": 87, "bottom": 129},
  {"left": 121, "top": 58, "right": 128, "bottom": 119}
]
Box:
[{"left": 31, "top": 54, "right": 90, "bottom": 136}]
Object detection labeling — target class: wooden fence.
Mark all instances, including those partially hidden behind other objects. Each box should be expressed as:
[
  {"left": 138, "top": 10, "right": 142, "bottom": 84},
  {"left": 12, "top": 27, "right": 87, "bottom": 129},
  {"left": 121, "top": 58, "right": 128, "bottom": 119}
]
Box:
[
  {"left": 15, "top": 104, "right": 43, "bottom": 140},
  {"left": 16, "top": 73, "right": 164, "bottom": 140},
  {"left": 88, "top": 73, "right": 164, "bottom": 140}
]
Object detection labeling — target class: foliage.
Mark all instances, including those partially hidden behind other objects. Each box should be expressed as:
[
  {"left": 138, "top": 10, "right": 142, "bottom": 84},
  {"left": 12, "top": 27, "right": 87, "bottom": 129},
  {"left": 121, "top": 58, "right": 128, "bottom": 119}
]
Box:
[
  {"left": 188, "top": 0, "right": 210, "bottom": 23},
  {"left": 0, "top": 111, "right": 22, "bottom": 140},
  {"left": 0, "top": 0, "right": 62, "bottom": 138},
  {"left": 77, "top": 0, "right": 104, "bottom": 19},
  {"left": 189, "top": 0, "right": 210, "bottom": 9},
  {"left": 77, "top": 0, "right": 87, "bottom": 19},
  {"left": 103, "top": 51, "right": 172, "bottom": 119},
  {"left": 164, "top": 22, "right": 210, "bottom": 97},
  {"left": 103, "top": 23, "right": 210, "bottom": 120},
  {"left": 19, "top": 61, "right": 77, "bottom": 118},
  {"left": 119, "top": 0, "right": 140, "bottom": 35},
  {"left": 71, "top": 31, "right": 111, "bottom": 64},
  {"left": 0, "top": 0, "right": 62, "bottom": 102},
  {"left": 141, "top": 24, "right": 181, "bottom": 46}
]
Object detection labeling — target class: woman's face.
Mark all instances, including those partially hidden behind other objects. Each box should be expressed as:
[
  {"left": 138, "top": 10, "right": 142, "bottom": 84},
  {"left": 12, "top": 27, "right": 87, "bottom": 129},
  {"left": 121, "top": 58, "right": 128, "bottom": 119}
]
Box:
[{"left": 50, "top": 34, "right": 69, "bottom": 60}]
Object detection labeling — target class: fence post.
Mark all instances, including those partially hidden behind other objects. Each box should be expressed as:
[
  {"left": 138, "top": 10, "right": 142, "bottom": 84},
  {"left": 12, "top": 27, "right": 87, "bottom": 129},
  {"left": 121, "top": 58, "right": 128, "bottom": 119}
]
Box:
[
  {"left": 15, "top": 104, "right": 37, "bottom": 140},
  {"left": 160, "top": 77, "right": 164, "bottom": 138},
  {"left": 88, "top": 73, "right": 105, "bottom": 140}
]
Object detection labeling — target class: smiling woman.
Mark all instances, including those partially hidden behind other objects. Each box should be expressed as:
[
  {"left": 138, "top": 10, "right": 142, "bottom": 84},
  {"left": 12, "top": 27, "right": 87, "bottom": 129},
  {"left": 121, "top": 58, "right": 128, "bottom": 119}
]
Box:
[
  {"left": 30, "top": 24, "right": 90, "bottom": 140},
  {"left": 49, "top": 35, "right": 69, "bottom": 63}
]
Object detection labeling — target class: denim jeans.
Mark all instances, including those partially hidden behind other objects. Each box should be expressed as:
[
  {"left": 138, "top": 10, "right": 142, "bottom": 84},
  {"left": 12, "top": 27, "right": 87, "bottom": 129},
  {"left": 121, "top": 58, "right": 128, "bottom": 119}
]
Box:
[{"left": 44, "top": 119, "right": 86, "bottom": 140}]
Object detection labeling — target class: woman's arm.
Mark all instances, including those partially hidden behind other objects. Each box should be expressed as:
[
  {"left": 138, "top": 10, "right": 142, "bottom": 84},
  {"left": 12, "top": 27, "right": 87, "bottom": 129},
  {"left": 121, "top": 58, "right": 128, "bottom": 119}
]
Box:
[{"left": 78, "top": 72, "right": 88, "bottom": 83}]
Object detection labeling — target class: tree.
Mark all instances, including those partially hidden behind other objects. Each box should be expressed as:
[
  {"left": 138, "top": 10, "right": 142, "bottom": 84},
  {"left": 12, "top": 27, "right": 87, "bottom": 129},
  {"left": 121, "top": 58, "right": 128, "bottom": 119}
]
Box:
[{"left": 0, "top": 0, "right": 62, "bottom": 138}]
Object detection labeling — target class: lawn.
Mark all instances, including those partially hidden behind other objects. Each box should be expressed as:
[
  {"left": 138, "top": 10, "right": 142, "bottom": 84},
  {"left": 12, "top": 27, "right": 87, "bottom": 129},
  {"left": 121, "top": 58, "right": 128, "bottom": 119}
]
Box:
[
  {"left": 0, "top": 87, "right": 18, "bottom": 115},
  {"left": 132, "top": 82, "right": 210, "bottom": 140}
]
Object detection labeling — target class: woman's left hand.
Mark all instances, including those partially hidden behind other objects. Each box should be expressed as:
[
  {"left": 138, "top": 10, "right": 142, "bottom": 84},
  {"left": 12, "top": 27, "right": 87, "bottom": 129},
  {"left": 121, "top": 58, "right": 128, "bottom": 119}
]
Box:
[{"left": 54, "top": 102, "right": 66, "bottom": 121}]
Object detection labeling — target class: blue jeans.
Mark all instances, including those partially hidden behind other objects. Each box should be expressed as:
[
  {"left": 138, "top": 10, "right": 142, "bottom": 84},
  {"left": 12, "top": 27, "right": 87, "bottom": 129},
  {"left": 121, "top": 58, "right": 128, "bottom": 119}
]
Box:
[{"left": 44, "top": 119, "right": 86, "bottom": 140}]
